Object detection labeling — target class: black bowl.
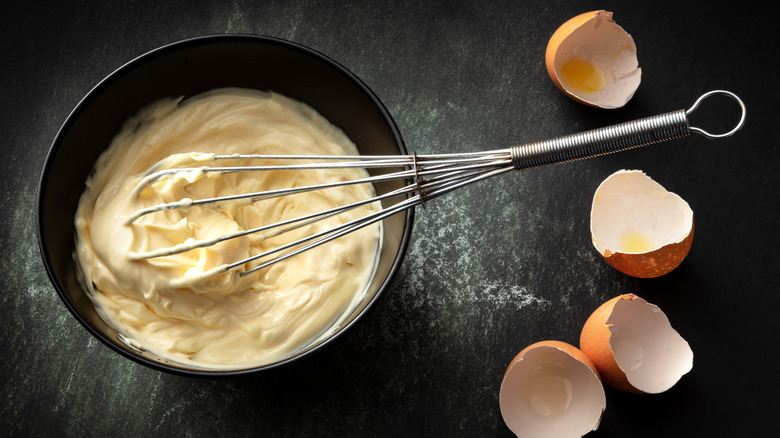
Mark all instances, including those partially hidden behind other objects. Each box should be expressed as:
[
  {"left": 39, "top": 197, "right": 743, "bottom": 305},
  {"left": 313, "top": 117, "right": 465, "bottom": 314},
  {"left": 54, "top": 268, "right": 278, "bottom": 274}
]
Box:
[{"left": 37, "top": 35, "right": 413, "bottom": 377}]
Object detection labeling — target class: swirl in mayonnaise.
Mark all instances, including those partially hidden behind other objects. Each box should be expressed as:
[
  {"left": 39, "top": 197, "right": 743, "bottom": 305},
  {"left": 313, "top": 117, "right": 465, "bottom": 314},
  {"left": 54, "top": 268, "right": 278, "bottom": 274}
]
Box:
[{"left": 75, "top": 89, "right": 380, "bottom": 369}]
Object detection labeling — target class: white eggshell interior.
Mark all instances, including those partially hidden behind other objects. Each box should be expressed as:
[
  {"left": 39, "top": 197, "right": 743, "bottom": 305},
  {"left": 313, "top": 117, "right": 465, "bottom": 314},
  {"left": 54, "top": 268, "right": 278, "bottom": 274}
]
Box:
[
  {"left": 607, "top": 295, "right": 693, "bottom": 393},
  {"left": 554, "top": 13, "right": 641, "bottom": 108},
  {"left": 591, "top": 170, "right": 693, "bottom": 254},
  {"left": 500, "top": 345, "right": 606, "bottom": 438}
]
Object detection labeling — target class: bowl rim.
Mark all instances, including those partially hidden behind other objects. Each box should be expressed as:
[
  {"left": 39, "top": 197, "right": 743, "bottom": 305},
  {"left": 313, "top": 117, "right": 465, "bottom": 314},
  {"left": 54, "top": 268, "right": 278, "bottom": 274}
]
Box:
[{"left": 36, "top": 34, "right": 414, "bottom": 377}]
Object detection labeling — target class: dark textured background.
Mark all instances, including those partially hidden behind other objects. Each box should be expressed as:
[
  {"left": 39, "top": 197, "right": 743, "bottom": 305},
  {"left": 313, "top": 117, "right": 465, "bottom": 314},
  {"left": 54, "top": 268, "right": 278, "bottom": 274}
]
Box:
[{"left": 2, "top": 0, "right": 778, "bottom": 436}]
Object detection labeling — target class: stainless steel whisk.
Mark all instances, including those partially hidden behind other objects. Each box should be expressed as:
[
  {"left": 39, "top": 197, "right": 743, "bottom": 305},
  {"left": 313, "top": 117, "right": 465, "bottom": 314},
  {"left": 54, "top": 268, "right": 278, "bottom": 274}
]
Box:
[{"left": 127, "top": 90, "right": 745, "bottom": 276}]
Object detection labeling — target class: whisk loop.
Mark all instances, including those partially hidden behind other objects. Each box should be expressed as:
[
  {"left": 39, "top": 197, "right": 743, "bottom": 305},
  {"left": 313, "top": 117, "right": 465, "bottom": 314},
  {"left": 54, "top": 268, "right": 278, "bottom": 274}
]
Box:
[{"left": 126, "top": 90, "right": 745, "bottom": 276}]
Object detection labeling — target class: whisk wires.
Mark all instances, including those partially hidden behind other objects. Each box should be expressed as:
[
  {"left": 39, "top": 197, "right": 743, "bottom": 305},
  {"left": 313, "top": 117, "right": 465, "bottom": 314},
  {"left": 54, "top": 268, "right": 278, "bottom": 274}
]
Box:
[{"left": 126, "top": 151, "right": 514, "bottom": 275}]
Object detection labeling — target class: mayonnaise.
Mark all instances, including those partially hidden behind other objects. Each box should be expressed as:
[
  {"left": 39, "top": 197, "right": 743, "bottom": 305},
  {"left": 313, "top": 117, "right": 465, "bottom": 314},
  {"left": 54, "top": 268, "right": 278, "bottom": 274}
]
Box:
[{"left": 74, "top": 89, "right": 381, "bottom": 369}]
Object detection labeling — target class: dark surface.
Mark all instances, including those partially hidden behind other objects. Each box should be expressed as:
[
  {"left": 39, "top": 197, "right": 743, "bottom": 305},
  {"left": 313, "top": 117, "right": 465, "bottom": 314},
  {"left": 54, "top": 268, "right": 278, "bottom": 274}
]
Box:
[{"left": 2, "top": 0, "right": 778, "bottom": 436}]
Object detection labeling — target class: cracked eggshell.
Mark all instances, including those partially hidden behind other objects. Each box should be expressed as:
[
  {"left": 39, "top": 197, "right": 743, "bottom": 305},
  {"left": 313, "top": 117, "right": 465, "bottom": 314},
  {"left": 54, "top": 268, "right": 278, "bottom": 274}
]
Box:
[
  {"left": 546, "top": 10, "right": 641, "bottom": 108},
  {"left": 580, "top": 294, "right": 693, "bottom": 394},
  {"left": 591, "top": 170, "right": 694, "bottom": 278},
  {"left": 499, "top": 340, "right": 606, "bottom": 438}
]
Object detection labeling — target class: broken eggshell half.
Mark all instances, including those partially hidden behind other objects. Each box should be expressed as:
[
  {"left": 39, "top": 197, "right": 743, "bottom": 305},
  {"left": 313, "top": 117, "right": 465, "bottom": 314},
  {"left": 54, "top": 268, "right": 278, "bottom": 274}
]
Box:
[
  {"left": 545, "top": 10, "right": 641, "bottom": 109},
  {"left": 580, "top": 294, "right": 693, "bottom": 394},
  {"left": 499, "top": 340, "right": 606, "bottom": 438},
  {"left": 591, "top": 169, "right": 694, "bottom": 278}
]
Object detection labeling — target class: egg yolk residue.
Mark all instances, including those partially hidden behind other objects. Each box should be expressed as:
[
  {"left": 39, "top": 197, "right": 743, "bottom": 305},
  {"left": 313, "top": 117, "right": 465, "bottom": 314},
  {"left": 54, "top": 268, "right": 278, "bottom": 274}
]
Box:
[
  {"left": 619, "top": 231, "right": 657, "bottom": 253},
  {"left": 558, "top": 57, "right": 606, "bottom": 94}
]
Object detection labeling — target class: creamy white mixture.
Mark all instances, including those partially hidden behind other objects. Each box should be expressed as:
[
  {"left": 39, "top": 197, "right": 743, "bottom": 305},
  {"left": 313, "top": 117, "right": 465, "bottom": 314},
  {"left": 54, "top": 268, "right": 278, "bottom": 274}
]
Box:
[{"left": 74, "top": 89, "right": 380, "bottom": 369}]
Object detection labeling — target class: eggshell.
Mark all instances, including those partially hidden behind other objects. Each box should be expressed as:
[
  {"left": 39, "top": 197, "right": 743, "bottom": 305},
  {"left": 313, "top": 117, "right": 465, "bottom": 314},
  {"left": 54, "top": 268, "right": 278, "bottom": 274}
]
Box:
[
  {"left": 546, "top": 10, "right": 641, "bottom": 108},
  {"left": 500, "top": 340, "right": 606, "bottom": 438},
  {"left": 591, "top": 170, "right": 694, "bottom": 278},
  {"left": 580, "top": 294, "right": 693, "bottom": 394}
]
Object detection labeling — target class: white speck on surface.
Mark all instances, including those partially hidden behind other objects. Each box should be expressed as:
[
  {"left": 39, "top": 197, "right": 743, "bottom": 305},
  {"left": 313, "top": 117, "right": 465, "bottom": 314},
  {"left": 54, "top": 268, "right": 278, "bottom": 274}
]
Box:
[
  {"left": 147, "top": 372, "right": 162, "bottom": 418},
  {"left": 25, "top": 283, "right": 46, "bottom": 299},
  {"left": 479, "top": 282, "right": 549, "bottom": 310},
  {"left": 225, "top": 1, "right": 246, "bottom": 34}
]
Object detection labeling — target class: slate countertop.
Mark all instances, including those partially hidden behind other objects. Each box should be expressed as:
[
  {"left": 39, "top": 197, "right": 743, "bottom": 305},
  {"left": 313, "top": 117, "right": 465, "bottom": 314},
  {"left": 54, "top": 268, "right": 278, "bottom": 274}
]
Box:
[{"left": 2, "top": 1, "right": 777, "bottom": 436}]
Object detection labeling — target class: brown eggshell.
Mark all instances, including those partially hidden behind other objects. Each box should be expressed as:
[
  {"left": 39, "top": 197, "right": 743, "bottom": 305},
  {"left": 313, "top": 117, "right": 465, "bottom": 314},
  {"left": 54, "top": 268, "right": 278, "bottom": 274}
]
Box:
[
  {"left": 545, "top": 10, "right": 609, "bottom": 101},
  {"left": 580, "top": 294, "right": 693, "bottom": 394},
  {"left": 546, "top": 10, "right": 640, "bottom": 108},
  {"left": 500, "top": 340, "right": 606, "bottom": 438},
  {"left": 591, "top": 170, "right": 694, "bottom": 278},
  {"left": 579, "top": 295, "right": 638, "bottom": 393}
]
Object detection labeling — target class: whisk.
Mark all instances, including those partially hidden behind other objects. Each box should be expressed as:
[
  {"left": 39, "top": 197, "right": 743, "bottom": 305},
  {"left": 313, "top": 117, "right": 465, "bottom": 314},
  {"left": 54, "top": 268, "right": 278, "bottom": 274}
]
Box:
[{"left": 126, "top": 90, "right": 745, "bottom": 276}]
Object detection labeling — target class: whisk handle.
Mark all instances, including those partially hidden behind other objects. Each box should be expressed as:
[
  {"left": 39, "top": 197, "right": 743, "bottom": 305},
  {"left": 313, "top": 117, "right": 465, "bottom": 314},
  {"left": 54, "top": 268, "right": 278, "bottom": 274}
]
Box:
[
  {"left": 510, "top": 109, "right": 690, "bottom": 170},
  {"left": 510, "top": 90, "right": 746, "bottom": 171}
]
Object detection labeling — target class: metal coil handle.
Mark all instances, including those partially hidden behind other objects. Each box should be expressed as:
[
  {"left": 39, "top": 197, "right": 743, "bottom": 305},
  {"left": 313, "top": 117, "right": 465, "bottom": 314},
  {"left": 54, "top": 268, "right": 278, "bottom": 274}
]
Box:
[{"left": 510, "top": 90, "right": 746, "bottom": 171}]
